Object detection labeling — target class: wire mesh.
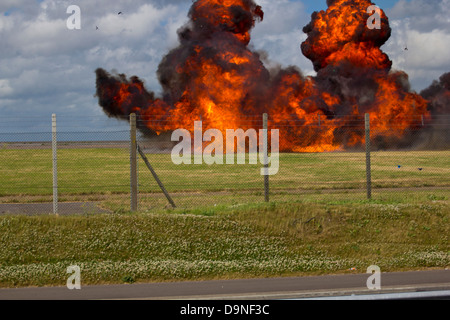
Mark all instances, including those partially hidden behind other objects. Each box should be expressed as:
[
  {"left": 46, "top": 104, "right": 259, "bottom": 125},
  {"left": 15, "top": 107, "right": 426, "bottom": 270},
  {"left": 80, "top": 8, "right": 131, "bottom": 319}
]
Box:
[{"left": 0, "top": 114, "right": 448, "bottom": 215}]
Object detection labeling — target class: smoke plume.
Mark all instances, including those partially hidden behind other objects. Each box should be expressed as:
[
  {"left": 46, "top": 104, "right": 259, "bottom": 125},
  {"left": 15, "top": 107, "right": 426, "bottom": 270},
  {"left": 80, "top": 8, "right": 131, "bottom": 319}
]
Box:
[{"left": 95, "top": 0, "right": 446, "bottom": 152}]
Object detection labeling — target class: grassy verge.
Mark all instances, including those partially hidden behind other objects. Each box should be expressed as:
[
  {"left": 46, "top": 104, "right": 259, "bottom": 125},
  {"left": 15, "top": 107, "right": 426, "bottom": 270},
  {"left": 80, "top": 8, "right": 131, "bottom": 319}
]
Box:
[
  {"left": 1, "top": 148, "right": 448, "bottom": 287},
  {"left": 0, "top": 195, "right": 448, "bottom": 288}
]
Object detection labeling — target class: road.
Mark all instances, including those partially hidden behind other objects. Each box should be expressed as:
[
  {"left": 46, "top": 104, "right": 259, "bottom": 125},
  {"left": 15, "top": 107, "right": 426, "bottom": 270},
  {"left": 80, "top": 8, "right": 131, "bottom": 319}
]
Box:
[{"left": 0, "top": 269, "right": 449, "bottom": 300}]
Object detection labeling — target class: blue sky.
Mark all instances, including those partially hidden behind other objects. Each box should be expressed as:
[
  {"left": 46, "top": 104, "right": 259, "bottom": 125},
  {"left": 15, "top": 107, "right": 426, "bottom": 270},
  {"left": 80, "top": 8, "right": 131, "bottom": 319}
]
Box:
[{"left": 0, "top": 0, "right": 448, "bottom": 136}]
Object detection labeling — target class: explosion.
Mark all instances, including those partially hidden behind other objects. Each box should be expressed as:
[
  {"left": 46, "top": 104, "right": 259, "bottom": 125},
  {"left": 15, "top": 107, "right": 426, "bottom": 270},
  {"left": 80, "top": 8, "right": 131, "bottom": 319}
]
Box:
[{"left": 95, "top": 0, "right": 444, "bottom": 152}]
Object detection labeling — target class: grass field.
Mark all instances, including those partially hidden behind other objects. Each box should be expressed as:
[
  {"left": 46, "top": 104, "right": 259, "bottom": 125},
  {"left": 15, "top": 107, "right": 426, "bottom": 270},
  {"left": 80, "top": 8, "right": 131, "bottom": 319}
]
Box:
[
  {"left": 0, "top": 147, "right": 448, "bottom": 287},
  {"left": 0, "top": 148, "right": 448, "bottom": 207},
  {"left": 0, "top": 198, "right": 448, "bottom": 287}
]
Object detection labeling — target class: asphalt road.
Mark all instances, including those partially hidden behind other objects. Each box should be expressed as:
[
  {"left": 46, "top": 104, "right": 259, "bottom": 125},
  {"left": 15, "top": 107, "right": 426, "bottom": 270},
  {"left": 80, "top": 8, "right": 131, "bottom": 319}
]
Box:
[{"left": 0, "top": 269, "right": 449, "bottom": 300}]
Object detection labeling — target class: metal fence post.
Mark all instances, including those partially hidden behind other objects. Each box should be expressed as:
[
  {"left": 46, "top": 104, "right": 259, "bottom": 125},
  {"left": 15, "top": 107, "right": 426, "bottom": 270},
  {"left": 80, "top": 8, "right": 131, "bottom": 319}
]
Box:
[
  {"left": 263, "top": 113, "right": 269, "bottom": 202},
  {"left": 52, "top": 114, "right": 58, "bottom": 215},
  {"left": 130, "top": 113, "right": 138, "bottom": 212},
  {"left": 365, "top": 113, "right": 372, "bottom": 200}
]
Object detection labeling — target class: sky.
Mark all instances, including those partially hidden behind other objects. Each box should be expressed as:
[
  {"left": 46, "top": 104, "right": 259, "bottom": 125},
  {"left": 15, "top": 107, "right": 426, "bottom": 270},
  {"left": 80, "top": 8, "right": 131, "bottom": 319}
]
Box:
[{"left": 0, "top": 0, "right": 449, "bottom": 136}]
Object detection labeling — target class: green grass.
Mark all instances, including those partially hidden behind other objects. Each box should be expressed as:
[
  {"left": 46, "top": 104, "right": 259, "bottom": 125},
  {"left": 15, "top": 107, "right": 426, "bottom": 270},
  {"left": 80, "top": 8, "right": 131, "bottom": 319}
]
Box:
[
  {"left": 0, "top": 147, "right": 448, "bottom": 287},
  {"left": 0, "top": 197, "right": 448, "bottom": 288},
  {"left": 1, "top": 149, "right": 448, "bottom": 197},
  {"left": 1, "top": 148, "right": 448, "bottom": 213}
]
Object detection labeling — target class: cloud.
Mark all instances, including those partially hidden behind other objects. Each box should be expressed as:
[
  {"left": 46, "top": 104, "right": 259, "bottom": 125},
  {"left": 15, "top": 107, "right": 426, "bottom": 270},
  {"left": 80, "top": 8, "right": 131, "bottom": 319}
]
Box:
[
  {"left": 250, "top": 0, "right": 313, "bottom": 74},
  {"left": 384, "top": 0, "right": 450, "bottom": 91},
  {"left": 388, "top": 0, "right": 450, "bottom": 32},
  {"left": 0, "top": 79, "right": 13, "bottom": 96},
  {"left": 0, "top": 0, "right": 448, "bottom": 133},
  {"left": 0, "top": 0, "right": 188, "bottom": 126}
]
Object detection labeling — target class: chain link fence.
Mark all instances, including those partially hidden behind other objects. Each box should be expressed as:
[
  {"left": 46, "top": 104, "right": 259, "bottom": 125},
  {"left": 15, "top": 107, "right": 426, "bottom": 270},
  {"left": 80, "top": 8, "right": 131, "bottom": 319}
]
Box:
[{"left": 0, "top": 114, "right": 448, "bottom": 215}]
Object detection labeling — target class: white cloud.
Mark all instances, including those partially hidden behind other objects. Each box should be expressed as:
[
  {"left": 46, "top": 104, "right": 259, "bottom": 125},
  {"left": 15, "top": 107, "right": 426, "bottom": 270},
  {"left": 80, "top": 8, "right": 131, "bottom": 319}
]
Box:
[
  {"left": 0, "top": 0, "right": 38, "bottom": 12},
  {"left": 95, "top": 4, "right": 178, "bottom": 39},
  {"left": 10, "top": 17, "right": 67, "bottom": 56},
  {"left": 250, "top": 0, "right": 313, "bottom": 73},
  {"left": 0, "top": 0, "right": 448, "bottom": 131},
  {"left": 384, "top": 0, "right": 450, "bottom": 91},
  {"left": 0, "top": 0, "right": 187, "bottom": 123},
  {"left": 0, "top": 79, "right": 13, "bottom": 97},
  {"left": 388, "top": 0, "right": 450, "bottom": 32}
]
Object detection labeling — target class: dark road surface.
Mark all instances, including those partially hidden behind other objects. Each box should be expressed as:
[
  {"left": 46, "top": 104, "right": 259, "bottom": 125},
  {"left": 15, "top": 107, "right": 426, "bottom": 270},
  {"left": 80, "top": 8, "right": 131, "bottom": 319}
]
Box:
[{"left": 1, "top": 270, "right": 449, "bottom": 300}]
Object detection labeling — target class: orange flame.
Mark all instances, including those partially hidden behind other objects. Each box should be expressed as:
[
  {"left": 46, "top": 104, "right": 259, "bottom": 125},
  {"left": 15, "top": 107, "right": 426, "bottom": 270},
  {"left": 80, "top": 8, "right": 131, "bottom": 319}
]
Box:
[{"left": 96, "top": 0, "right": 433, "bottom": 153}]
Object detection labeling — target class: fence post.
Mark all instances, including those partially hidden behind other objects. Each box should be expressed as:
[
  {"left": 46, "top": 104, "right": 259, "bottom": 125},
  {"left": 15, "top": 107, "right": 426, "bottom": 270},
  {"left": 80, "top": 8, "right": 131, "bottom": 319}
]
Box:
[
  {"left": 52, "top": 114, "right": 58, "bottom": 215},
  {"left": 137, "top": 144, "right": 176, "bottom": 209},
  {"left": 365, "top": 113, "right": 372, "bottom": 200},
  {"left": 263, "top": 113, "right": 269, "bottom": 202},
  {"left": 130, "top": 113, "right": 138, "bottom": 212}
]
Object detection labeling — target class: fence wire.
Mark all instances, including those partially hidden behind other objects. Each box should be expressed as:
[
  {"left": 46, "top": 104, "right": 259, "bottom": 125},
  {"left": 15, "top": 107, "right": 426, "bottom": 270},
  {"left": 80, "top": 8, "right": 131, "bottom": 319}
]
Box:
[{"left": 0, "top": 114, "right": 448, "bottom": 215}]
